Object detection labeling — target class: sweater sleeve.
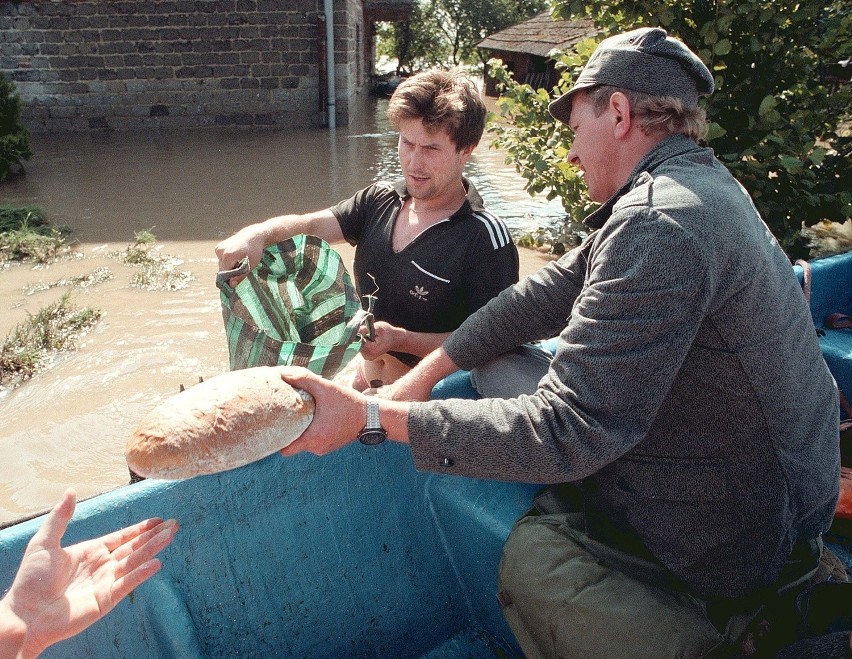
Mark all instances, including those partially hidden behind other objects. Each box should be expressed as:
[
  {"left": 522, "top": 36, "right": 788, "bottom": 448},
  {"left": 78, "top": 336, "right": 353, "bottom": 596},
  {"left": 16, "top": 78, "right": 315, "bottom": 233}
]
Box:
[
  {"left": 444, "top": 240, "right": 589, "bottom": 370},
  {"left": 409, "top": 209, "right": 712, "bottom": 483}
]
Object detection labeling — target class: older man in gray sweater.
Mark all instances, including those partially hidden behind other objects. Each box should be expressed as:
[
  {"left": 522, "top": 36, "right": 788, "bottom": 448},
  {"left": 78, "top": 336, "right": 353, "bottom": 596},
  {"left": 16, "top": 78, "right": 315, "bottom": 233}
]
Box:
[{"left": 280, "top": 28, "right": 840, "bottom": 657}]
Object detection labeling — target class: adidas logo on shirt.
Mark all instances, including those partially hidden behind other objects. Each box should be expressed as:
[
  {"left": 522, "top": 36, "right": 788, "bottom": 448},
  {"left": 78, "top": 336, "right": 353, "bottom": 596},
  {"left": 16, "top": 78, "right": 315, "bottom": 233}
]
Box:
[{"left": 410, "top": 285, "right": 429, "bottom": 301}]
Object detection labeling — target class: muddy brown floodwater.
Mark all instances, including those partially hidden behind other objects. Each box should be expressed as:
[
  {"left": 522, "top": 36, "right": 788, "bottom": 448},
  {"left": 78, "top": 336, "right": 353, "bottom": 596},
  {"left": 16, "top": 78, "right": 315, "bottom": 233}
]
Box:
[{"left": 0, "top": 98, "right": 559, "bottom": 525}]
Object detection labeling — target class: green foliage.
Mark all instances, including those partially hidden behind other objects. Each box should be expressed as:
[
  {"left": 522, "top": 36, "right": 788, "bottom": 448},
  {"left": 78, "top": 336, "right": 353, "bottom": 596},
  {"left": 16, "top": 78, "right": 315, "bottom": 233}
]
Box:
[
  {"left": 0, "top": 205, "right": 70, "bottom": 263},
  {"left": 434, "top": 0, "right": 549, "bottom": 66},
  {"left": 376, "top": 3, "right": 449, "bottom": 73},
  {"left": 489, "top": 0, "right": 852, "bottom": 255},
  {"left": 0, "top": 72, "right": 32, "bottom": 182},
  {"left": 0, "top": 204, "right": 49, "bottom": 233},
  {"left": 377, "top": 0, "right": 547, "bottom": 71},
  {"left": 489, "top": 39, "right": 600, "bottom": 226}
]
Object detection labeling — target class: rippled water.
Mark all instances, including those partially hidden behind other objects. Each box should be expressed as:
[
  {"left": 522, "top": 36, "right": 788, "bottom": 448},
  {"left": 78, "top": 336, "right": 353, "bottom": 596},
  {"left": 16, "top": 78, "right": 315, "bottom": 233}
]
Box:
[{"left": 0, "top": 97, "right": 562, "bottom": 524}]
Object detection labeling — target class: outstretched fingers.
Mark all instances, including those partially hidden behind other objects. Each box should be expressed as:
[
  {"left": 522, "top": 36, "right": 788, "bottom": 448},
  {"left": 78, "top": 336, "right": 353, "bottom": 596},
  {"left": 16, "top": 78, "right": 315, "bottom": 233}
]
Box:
[
  {"left": 29, "top": 489, "right": 76, "bottom": 552},
  {"left": 99, "top": 517, "right": 165, "bottom": 555},
  {"left": 107, "top": 521, "right": 178, "bottom": 605},
  {"left": 108, "top": 519, "right": 179, "bottom": 570}
]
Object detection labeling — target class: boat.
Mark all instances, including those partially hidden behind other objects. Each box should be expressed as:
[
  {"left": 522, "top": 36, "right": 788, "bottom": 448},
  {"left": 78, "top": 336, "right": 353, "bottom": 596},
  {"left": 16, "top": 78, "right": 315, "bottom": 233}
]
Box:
[
  {"left": 371, "top": 72, "right": 408, "bottom": 97},
  {"left": 0, "top": 251, "right": 850, "bottom": 658}
]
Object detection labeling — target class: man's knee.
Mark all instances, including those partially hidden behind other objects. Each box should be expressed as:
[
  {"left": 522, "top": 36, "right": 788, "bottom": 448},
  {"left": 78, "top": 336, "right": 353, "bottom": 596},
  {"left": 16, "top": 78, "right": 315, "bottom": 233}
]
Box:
[
  {"left": 497, "top": 514, "right": 726, "bottom": 659},
  {"left": 470, "top": 344, "right": 552, "bottom": 398}
]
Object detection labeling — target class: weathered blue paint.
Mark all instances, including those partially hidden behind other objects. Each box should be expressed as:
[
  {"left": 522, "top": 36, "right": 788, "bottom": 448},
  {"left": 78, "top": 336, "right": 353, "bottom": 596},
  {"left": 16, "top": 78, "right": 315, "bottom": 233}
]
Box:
[
  {"left": 793, "top": 251, "right": 852, "bottom": 400},
  {"left": 1, "top": 252, "right": 849, "bottom": 657}
]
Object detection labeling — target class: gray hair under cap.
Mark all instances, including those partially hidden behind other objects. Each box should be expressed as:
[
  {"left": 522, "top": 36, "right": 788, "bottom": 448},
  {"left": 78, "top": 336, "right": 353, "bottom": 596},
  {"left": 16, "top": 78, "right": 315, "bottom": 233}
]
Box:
[{"left": 549, "top": 27, "right": 714, "bottom": 124}]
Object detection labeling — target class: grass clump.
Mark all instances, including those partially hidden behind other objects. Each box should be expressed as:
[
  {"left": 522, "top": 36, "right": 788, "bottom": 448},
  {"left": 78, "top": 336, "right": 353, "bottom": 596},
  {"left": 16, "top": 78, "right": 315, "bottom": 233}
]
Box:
[
  {"left": 24, "top": 266, "right": 113, "bottom": 295},
  {"left": 0, "top": 205, "right": 49, "bottom": 233},
  {"left": 0, "top": 205, "right": 71, "bottom": 263},
  {"left": 117, "top": 228, "right": 158, "bottom": 265},
  {"left": 112, "top": 228, "right": 194, "bottom": 291},
  {"left": 0, "top": 291, "right": 101, "bottom": 385}
]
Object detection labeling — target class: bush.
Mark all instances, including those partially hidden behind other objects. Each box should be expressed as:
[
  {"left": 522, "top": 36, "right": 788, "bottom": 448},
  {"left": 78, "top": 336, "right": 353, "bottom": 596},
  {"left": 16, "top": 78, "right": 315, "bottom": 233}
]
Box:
[
  {"left": 0, "top": 72, "right": 32, "bottom": 182},
  {"left": 489, "top": 1, "right": 852, "bottom": 257},
  {"left": 0, "top": 204, "right": 49, "bottom": 233}
]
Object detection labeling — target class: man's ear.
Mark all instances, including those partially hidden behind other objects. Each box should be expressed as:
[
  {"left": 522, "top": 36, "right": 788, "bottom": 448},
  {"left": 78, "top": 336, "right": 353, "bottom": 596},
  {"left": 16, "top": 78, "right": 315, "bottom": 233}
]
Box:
[{"left": 609, "top": 92, "right": 632, "bottom": 139}]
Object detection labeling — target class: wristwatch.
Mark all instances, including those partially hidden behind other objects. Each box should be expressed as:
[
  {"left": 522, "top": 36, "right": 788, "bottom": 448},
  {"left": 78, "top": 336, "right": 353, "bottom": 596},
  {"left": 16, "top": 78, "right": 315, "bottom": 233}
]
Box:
[{"left": 357, "top": 399, "right": 387, "bottom": 445}]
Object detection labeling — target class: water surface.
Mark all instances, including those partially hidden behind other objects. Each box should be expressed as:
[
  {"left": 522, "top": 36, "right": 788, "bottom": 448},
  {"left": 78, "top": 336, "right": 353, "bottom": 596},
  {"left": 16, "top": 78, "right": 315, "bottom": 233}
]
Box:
[{"left": 0, "top": 98, "right": 562, "bottom": 524}]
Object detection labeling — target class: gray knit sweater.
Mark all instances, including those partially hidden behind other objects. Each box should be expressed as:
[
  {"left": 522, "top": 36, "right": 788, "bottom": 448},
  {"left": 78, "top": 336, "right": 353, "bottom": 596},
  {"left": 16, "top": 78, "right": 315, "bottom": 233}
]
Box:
[{"left": 407, "top": 134, "right": 840, "bottom": 599}]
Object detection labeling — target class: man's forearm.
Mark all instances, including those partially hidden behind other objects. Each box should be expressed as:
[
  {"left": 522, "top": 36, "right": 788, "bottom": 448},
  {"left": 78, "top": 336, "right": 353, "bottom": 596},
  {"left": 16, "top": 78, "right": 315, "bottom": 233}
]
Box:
[
  {"left": 445, "top": 257, "right": 583, "bottom": 370},
  {"left": 258, "top": 210, "right": 344, "bottom": 245},
  {"left": 387, "top": 347, "right": 461, "bottom": 402},
  {"left": 394, "top": 330, "right": 450, "bottom": 358},
  {"left": 378, "top": 399, "right": 411, "bottom": 443}
]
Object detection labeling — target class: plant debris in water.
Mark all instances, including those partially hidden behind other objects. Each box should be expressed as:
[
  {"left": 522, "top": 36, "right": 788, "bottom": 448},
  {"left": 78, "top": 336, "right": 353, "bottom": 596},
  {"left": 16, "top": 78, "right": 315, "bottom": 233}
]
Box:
[
  {"left": 801, "top": 220, "right": 852, "bottom": 259},
  {"left": 0, "top": 205, "right": 73, "bottom": 264},
  {"left": 0, "top": 291, "right": 101, "bottom": 386},
  {"left": 24, "top": 266, "right": 114, "bottom": 295},
  {"left": 110, "top": 228, "right": 194, "bottom": 291}
]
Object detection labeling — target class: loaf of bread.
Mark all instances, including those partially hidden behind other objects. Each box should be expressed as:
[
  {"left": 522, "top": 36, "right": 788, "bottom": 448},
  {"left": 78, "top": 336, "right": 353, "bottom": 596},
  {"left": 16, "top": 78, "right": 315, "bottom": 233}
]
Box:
[{"left": 126, "top": 366, "right": 314, "bottom": 480}]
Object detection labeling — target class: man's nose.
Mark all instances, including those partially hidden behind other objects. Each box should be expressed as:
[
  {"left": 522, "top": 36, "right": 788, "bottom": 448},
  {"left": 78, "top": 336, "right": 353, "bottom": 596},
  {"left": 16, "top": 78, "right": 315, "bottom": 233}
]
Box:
[
  {"left": 407, "top": 147, "right": 426, "bottom": 167},
  {"left": 567, "top": 147, "right": 579, "bottom": 167}
]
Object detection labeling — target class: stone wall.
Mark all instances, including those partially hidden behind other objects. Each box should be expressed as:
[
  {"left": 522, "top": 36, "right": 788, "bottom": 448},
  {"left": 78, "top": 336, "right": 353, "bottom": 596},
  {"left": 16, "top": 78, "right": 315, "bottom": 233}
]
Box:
[{"left": 0, "top": 0, "right": 368, "bottom": 132}]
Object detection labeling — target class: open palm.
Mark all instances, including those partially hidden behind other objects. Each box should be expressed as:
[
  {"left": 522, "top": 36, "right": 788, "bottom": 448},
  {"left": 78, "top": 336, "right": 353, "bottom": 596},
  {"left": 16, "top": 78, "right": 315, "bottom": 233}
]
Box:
[{"left": 1, "top": 489, "right": 177, "bottom": 657}]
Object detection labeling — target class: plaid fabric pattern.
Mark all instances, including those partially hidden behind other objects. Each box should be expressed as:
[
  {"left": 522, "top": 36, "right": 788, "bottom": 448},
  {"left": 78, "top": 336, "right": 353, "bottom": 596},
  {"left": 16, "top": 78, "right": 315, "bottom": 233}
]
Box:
[{"left": 217, "top": 235, "right": 366, "bottom": 377}]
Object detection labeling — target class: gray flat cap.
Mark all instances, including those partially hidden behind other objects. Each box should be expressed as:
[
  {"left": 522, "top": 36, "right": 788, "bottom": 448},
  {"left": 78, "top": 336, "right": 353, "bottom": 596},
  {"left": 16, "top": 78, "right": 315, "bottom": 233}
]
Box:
[{"left": 549, "top": 27, "right": 714, "bottom": 124}]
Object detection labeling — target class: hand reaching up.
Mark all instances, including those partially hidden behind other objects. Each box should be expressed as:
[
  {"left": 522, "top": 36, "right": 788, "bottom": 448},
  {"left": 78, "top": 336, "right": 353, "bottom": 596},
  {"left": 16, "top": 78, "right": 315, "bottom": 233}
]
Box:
[{"left": 0, "top": 489, "right": 178, "bottom": 658}]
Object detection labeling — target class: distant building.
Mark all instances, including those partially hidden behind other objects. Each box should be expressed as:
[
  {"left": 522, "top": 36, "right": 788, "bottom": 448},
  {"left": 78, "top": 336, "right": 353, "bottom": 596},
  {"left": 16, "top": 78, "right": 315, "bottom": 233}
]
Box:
[
  {"left": 0, "top": 0, "right": 414, "bottom": 133},
  {"left": 478, "top": 13, "right": 596, "bottom": 97}
]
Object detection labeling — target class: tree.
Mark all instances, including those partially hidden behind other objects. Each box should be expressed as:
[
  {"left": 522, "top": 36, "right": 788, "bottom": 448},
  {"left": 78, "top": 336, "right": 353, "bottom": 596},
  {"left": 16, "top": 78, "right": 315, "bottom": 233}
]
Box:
[
  {"left": 489, "top": 1, "right": 852, "bottom": 256},
  {"left": 377, "top": 0, "right": 547, "bottom": 72},
  {"left": 376, "top": 4, "right": 448, "bottom": 74},
  {"left": 433, "top": 0, "right": 549, "bottom": 66},
  {"left": 0, "top": 73, "right": 32, "bottom": 182}
]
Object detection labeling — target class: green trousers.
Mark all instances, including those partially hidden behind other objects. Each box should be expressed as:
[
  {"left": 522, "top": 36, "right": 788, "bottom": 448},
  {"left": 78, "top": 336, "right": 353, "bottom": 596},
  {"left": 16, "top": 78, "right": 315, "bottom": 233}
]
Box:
[{"left": 497, "top": 513, "right": 753, "bottom": 659}]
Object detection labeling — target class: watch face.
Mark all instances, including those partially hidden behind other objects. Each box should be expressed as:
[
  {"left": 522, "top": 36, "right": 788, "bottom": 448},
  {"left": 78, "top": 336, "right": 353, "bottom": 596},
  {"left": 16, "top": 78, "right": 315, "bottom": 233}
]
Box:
[{"left": 358, "top": 430, "right": 386, "bottom": 446}]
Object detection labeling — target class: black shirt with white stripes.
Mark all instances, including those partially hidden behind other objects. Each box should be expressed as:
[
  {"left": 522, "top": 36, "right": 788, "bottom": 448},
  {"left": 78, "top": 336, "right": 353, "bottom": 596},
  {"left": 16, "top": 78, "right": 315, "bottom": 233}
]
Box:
[{"left": 332, "top": 178, "right": 519, "bottom": 365}]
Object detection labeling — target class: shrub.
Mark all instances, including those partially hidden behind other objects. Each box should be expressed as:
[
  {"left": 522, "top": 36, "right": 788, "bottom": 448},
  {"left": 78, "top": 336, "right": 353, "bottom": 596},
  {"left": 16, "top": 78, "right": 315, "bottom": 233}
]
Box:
[
  {"left": 489, "top": 1, "right": 852, "bottom": 257},
  {"left": 0, "top": 72, "right": 32, "bottom": 182}
]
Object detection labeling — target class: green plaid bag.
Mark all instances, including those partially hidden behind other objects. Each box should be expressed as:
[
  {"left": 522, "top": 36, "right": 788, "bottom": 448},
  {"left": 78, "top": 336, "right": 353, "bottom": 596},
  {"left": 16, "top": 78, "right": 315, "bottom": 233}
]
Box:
[{"left": 216, "top": 234, "right": 367, "bottom": 377}]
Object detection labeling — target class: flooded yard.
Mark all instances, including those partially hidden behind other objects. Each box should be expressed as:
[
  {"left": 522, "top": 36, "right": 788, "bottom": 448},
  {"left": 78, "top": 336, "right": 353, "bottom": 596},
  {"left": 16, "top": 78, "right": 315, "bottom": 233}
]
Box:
[{"left": 0, "top": 97, "right": 560, "bottom": 524}]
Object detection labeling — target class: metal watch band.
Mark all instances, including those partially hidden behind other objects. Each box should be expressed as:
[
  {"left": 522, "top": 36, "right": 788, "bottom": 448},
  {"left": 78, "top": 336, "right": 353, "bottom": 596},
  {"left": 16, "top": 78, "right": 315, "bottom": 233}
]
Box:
[
  {"left": 358, "top": 399, "right": 386, "bottom": 445},
  {"left": 365, "top": 399, "right": 381, "bottom": 430}
]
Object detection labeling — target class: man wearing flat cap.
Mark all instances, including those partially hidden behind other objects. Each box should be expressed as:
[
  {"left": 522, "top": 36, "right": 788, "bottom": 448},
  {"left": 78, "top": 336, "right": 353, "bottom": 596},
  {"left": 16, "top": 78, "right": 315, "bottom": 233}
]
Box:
[{"left": 279, "top": 28, "right": 841, "bottom": 657}]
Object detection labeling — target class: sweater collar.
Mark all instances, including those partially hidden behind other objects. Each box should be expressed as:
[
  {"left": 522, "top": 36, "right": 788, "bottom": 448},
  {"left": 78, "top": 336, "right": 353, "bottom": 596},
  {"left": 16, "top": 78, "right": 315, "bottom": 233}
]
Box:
[{"left": 584, "top": 134, "right": 702, "bottom": 230}]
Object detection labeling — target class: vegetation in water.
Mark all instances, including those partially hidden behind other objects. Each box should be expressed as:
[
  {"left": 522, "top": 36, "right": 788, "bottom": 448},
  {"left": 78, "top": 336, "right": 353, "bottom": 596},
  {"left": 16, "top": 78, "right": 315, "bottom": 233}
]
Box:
[
  {"left": 0, "top": 205, "right": 71, "bottom": 263},
  {"left": 0, "top": 291, "right": 101, "bottom": 386},
  {"left": 0, "top": 212, "right": 191, "bottom": 389},
  {"left": 110, "top": 227, "right": 194, "bottom": 291}
]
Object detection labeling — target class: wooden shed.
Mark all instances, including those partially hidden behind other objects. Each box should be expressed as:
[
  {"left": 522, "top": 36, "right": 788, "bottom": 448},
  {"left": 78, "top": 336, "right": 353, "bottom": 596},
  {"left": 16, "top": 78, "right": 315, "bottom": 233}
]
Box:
[{"left": 478, "top": 13, "right": 597, "bottom": 97}]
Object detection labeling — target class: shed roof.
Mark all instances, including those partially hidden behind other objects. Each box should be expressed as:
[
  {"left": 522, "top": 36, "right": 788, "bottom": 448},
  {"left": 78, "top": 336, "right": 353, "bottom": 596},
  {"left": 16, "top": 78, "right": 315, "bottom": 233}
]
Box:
[{"left": 478, "top": 13, "right": 597, "bottom": 58}]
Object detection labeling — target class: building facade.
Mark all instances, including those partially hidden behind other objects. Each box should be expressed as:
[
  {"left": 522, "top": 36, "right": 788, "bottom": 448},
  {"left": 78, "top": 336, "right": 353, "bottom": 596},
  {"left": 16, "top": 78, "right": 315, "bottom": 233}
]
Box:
[{"left": 0, "top": 0, "right": 411, "bottom": 132}]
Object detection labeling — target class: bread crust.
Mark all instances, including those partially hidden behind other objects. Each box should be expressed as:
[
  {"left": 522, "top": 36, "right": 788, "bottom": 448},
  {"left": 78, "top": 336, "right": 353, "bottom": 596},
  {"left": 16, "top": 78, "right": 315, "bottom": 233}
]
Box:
[{"left": 126, "top": 366, "right": 314, "bottom": 479}]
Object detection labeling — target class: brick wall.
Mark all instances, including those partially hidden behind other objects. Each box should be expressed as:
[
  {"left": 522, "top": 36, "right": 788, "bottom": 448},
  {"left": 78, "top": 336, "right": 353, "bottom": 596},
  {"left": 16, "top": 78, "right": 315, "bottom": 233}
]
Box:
[{"left": 0, "top": 0, "right": 367, "bottom": 132}]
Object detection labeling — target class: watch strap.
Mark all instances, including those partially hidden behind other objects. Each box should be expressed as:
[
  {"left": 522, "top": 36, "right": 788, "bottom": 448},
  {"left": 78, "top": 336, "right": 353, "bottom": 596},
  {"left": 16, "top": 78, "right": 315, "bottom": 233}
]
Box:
[
  {"left": 358, "top": 399, "right": 386, "bottom": 445},
  {"left": 365, "top": 399, "right": 381, "bottom": 430}
]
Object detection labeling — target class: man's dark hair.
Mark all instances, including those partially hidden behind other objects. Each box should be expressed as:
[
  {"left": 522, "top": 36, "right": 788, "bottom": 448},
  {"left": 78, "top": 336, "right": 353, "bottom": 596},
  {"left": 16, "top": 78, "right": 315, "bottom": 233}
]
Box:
[{"left": 386, "top": 69, "right": 486, "bottom": 152}]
